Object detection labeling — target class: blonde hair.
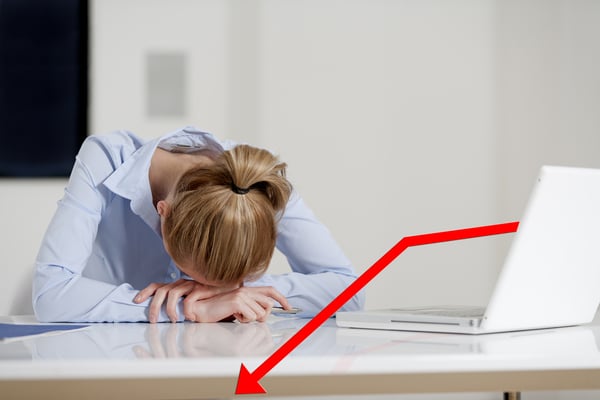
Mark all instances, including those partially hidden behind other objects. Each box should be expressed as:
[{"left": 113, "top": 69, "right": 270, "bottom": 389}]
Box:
[{"left": 162, "top": 144, "right": 292, "bottom": 284}]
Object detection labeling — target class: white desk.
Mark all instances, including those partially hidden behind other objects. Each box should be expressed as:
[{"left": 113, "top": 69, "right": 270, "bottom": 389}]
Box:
[{"left": 1, "top": 314, "right": 600, "bottom": 399}]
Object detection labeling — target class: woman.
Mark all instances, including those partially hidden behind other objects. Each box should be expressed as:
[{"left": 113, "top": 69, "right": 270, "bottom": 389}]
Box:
[{"left": 33, "top": 126, "right": 364, "bottom": 323}]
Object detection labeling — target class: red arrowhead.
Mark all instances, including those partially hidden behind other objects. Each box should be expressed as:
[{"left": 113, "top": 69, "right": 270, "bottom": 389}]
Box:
[{"left": 235, "top": 364, "right": 266, "bottom": 395}]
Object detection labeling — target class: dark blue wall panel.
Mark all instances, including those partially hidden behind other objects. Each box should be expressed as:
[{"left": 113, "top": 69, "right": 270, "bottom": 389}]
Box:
[{"left": 0, "top": 0, "right": 88, "bottom": 177}]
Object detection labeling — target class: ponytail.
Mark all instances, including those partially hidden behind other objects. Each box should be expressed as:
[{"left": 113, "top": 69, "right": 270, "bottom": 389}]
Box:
[{"left": 163, "top": 145, "right": 292, "bottom": 284}]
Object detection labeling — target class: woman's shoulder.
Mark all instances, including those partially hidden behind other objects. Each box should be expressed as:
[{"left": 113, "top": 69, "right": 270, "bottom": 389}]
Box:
[
  {"left": 81, "top": 130, "right": 145, "bottom": 156},
  {"left": 76, "top": 130, "right": 146, "bottom": 184}
]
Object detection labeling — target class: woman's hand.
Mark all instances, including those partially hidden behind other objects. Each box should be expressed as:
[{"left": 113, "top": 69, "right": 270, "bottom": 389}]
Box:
[
  {"left": 134, "top": 279, "right": 234, "bottom": 323},
  {"left": 187, "top": 286, "right": 291, "bottom": 323}
]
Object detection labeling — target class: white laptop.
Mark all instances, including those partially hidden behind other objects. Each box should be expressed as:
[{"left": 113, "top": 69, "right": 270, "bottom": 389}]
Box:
[{"left": 336, "top": 166, "right": 600, "bottom": 334}]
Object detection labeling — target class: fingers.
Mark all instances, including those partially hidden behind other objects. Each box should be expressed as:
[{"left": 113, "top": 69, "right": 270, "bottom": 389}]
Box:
[
  {"left": 225, "top": 289, "right": 280, "bottom": 323},
  {"left": 240, "top": 293, "right": 272, "bottom": 323},
  {"left": 148, "top": 279, "right": 190, "bottom": 323},
  {"left": 147, "top": 283, "right": 172, "bottom": 323},
  {"left": 136, "top": 279, "right": 199, "bottom": 323},
  {"left": 187, "top": 290, "right": 264, "bottom": 323},
  {"left": 134, "top": 282, "right": 174, "bottom": 323},
  {"left": 260, "top": 287, "right": 291, "bottom": 310},
  {"left": 248, "top": 293, "right": 274, "bottom": 322},
  {"left": 238, "top": 286, "right": 291, "bottom": 312},
  {"left": 182, "top": 283, "right": 229, "bottom": 322},
  {"left": 133, "top": 282, "right": 163, "bottom": 304},
  {"left": 165, "top": 280, "right": 195, "bottom": 323}
]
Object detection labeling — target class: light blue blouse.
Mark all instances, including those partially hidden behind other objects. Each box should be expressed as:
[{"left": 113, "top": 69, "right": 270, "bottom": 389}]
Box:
[{"left": 33, "top": 127, "right": 364, "bottom": 322}]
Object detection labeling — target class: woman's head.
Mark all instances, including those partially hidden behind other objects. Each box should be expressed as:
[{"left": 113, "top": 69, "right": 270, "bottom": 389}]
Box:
[{"left": 159, "top": 144, "right": 292, "bottom": 285}]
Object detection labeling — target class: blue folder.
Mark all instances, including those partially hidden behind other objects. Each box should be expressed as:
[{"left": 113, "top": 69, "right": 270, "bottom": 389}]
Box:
[{"left": 0, "top": 323, "right": 88, "bottom": 341}]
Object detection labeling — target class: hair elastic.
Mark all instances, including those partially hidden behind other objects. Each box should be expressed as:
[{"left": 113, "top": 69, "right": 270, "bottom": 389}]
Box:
[{"left": 231, "top": 183, "right": 250, "bottom": 195}]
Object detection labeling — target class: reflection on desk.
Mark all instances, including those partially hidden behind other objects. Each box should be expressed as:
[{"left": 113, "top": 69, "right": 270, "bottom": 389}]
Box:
[
  {"left": 2, "top": 315, "right": 600, "bottom": 363},
  {"left": 1, "top": 314, "right": 600, "bottom": 399},
  {"left": 0, "top": 316, "right": 306, "bottom": 361},
  {"left": 3, "top": 316, "right": 597, "bottom": 362}
]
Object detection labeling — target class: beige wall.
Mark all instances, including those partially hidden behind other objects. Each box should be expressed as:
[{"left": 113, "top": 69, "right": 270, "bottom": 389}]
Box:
[
  {"left": 89, "top": 0, "right": 500, "bottom": 310},
  {"left": 1, "top": 0, "right": 599, "bottom": 322}
]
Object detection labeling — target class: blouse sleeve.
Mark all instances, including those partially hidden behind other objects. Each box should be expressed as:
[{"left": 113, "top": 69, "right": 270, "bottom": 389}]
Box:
[
  {"left": 32, "top": 135, "right": 171, "bottom": 322},
  {"left": 245, "top": 191, "right": 365, "bottom": 317}
]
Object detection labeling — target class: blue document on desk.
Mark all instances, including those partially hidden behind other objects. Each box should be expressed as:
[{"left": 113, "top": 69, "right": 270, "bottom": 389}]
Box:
[{"left": 0, "top": 323, "right": 89, "bottom": 342}]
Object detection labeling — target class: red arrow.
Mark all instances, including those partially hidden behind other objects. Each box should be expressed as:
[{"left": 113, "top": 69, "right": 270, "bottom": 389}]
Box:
[{"left": 235, "top": 221, "right": 520, "bottom": 395}]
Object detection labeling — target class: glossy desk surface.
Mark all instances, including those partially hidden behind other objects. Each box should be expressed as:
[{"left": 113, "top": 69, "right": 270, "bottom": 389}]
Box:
[{"left": 1, "top": 313, "right": 600, "bottom": 399}]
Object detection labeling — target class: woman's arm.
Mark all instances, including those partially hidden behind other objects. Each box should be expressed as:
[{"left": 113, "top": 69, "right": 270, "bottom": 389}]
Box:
[
  {"left": 33, "top": 134, "right": 161, "bottom": 322},
  {"left": 246, "top": 191, "right": 365, "bottom": 317}
]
